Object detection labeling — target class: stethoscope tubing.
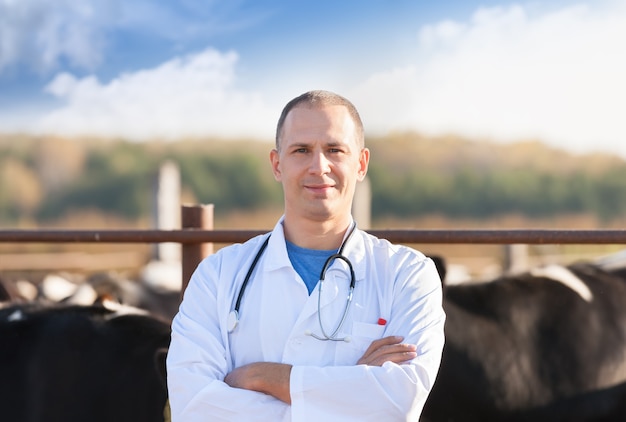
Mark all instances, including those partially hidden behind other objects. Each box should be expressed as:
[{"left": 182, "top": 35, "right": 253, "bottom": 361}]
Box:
[
  {"left": 234, "top": 234, "right": 270, "bottom": 312},
  {"left": 227, "top": 234, "right": 270, "bottom": 332},
  {"left": 312, "top": 253, "right": 356, "bottom": 341},
  {"left": 228, "top": 222, "right": 357, "bottom": 339}
]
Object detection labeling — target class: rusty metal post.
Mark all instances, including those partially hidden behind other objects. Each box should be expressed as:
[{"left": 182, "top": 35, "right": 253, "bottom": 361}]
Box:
[{"left": 181, "top": 204, "right": 214, "bottom": 297}]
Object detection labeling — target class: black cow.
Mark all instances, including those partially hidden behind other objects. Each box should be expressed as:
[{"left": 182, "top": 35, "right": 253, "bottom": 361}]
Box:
[
  {"left": 422, "top": 261, "right": 626, "bottom": 422},
  {"left": 0, "top": 302, "right": 171, "bottom": 422}
]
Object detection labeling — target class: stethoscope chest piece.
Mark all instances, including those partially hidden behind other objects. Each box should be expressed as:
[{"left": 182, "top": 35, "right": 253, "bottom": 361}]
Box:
[{"left": 227, "top": 310, "right": 239, "bottom": 333}]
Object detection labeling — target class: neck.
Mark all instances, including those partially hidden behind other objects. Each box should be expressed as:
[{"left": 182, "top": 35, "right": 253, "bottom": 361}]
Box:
[{"left": 282, "top": 215, "right": 352, "bottom": 250}]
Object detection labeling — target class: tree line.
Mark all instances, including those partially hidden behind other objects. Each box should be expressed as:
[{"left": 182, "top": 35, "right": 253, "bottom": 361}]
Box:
[{"left": 1, "top": 134, "right": 626, "bottom": 226}]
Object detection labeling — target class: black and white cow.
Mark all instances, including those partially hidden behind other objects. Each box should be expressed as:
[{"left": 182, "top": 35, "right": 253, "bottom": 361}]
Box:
[
  {"left": 0, "top": 276, "right": 37, "bottom": 302},
  {"left": 0, "top": 302, "right": 171, "bottom": 422},
  {"left": 422, "top": 261, "right": 626, "bottom": 422},
  {"left": 38, "top": 272, "right": 181, "bottom": 322}
]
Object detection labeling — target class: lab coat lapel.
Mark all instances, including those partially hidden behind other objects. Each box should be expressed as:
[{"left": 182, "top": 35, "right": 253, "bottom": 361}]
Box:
[
  {"left": 291, "top": 263, "right": 345, "bottom": 331},
  {"left": 258, "top": 220, "right": 368, "bottom": 348},
  {"left": 293, "top": 226, "right": 367, "bottom": 327},
  {"left": 341, "top": 229, "right": 367, "bottom": 284}
]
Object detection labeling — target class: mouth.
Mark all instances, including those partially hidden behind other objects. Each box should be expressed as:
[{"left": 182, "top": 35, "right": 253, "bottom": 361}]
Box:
[{"left": 305, "top": 184, "right": 334, "bottom": 195}]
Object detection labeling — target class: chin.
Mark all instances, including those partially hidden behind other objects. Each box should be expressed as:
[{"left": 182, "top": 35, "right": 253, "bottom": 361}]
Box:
[{"left": 303, "top": 206, "right": 334, "bottom": 221}]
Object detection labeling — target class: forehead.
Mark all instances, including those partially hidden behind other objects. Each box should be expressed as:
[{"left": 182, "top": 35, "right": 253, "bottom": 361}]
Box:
[{"left": 281, "top": 105, "right": 358, "bottom": 147}]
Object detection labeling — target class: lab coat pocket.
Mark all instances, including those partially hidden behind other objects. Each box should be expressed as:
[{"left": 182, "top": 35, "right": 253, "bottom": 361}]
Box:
[
  {"left": 352, "top": 321, "right": 386, "bottom": 339},
  {"left": 334, "top": 321, "right": 386, "bottom": 365}
]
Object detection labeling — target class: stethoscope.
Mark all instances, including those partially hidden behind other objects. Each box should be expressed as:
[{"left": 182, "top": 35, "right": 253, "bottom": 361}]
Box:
[{"left": 227, "top": 223, "right": 357, "bottom": 342}]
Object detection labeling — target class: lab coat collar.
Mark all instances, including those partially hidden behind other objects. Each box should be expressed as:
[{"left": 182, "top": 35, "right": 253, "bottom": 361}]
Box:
[
  {"left": 263, "top": 216, "right": 367, "bottom": 283},
  {"left": 337, "top": 223, "right": 367, "bottom": 283},
  {"left": 263, "top": 217, "right": 292, "bottom": 273}
]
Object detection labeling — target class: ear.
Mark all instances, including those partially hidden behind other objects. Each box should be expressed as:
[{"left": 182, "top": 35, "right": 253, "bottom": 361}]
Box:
[
  {"left": 357, "top": 148, "right": 370, "bottom": 181},
  {"left": 270, "top": 149, "right": 282, "bottom": 182}
]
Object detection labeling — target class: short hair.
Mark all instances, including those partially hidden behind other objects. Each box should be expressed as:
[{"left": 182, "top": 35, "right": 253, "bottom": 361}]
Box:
[{"left": 275, "top": 90, "right": 365, "bottom": 150}]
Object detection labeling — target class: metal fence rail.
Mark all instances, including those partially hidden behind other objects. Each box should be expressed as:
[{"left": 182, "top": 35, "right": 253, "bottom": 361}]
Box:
[
  {"left": 2, "top": 204, "right": 626, "bottom": 290},
  {"left": 1, "top": 228, "right": 626, "bottom": 244}
]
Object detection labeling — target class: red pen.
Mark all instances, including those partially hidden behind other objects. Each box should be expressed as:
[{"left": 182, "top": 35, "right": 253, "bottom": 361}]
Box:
[{"left": 377, "top": 318, "right": 387, "bottom": 326}]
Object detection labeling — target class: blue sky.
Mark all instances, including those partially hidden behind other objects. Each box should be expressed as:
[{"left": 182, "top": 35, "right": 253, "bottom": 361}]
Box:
[{"left": 1, "top": 0, "right": 625, "bottom": 157}]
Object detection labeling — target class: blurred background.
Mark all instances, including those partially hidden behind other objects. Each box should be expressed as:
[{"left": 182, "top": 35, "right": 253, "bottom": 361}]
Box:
[{"left": 1, "top": 0, "right": 625, "bottom": 285}]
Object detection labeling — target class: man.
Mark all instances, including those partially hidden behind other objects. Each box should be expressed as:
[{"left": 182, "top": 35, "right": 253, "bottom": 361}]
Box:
[{"left": 167, "top": 90, "right": 445, "bottom": 421}]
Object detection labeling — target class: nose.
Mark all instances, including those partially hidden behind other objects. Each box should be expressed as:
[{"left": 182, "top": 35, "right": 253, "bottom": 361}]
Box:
[{"left": 309, "top": 152, "right": 331, "bottom": 174}]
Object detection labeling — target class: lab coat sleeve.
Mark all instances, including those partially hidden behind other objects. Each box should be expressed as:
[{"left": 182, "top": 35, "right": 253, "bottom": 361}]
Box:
[
  {"left": 289, "top": 257, "right": 446, "bottom": 421},
  {"left": 167, "top": 257, "right": 290, "bottom": 422}
]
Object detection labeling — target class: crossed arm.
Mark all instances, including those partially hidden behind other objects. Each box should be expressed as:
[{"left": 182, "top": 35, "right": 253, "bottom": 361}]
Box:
[{"left": 224, "top": 335, "right": 417, "bottom": 404}]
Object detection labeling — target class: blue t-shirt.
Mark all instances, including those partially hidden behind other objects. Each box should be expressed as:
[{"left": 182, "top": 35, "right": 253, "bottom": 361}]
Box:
[{"left": 286, "top": 240, "right": 336, "bottom": 295}]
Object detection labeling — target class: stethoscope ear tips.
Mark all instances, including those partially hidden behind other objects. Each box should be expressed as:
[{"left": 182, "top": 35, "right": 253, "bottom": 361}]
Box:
[{"left": 227, "top": 310, "right": 239, "bottom": 333}]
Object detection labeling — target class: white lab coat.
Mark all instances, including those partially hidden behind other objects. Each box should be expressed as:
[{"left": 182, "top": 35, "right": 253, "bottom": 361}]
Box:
[{"left": 167, "top": 217, "right": 445, "bottom": 421}]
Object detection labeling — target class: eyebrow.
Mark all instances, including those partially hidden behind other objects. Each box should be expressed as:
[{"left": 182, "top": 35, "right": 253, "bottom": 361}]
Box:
[{"left": 289, "top": 140, "right": 347, "bottom": 147}]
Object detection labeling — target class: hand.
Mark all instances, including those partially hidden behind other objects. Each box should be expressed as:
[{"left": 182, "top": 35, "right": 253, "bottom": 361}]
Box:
[
  {"left": 357, "top": 335, "right": 417, "bottom": 366},
  {"left": 224, "top": 362, "right": 293, "bottom": 404}
]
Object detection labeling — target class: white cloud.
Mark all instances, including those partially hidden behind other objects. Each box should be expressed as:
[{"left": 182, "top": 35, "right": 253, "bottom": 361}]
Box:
[
  {"left": 353, "top": 2, "right": 626, "bottom": 157},
  {"left": 37, "top": 48, "right": 277, "bottom": 140},
  {"left": 0, "top": 0, "right": 118, "bottom": 72},
  {"left": 0, "top": 0, "right": 265, "bottom": 75},
  {"left": 7, "top": 1, "right": 626, "bottom": 158}
]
